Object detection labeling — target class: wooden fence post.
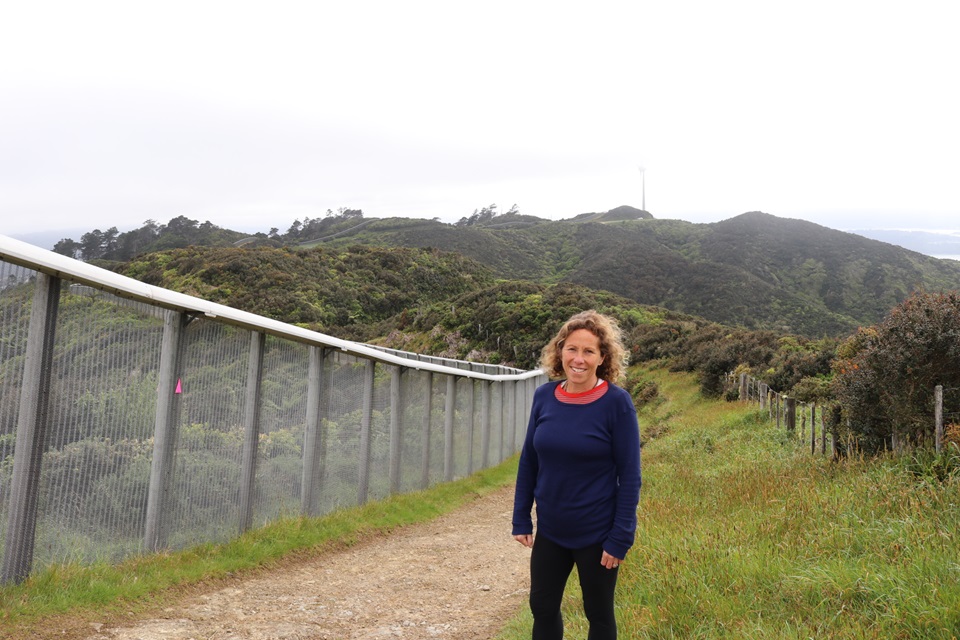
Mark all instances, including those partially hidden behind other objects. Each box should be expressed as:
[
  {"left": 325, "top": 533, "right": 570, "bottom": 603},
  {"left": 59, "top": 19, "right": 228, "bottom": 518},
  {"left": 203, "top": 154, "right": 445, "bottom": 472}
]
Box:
[
  {"left": 829, "top": 404, "right": 842, "bottom": 459},
  {"left": 935, "top": 384, "right": 944, "bottom": 453},
  {"left": 810, "top": 403, "right": 817, "bottom": 455},
  {"left": 785, "top": 397, "right": 796, "bottom": 433},
  {"left": 820, "top": 405, "right": 828, "bottom": 455}
]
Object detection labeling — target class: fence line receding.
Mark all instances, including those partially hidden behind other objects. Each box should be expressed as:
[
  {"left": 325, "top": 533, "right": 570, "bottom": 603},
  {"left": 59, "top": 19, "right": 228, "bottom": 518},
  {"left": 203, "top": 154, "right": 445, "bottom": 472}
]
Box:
[{"left": 0, "top": 235, "right": 543, "bottom": 584}]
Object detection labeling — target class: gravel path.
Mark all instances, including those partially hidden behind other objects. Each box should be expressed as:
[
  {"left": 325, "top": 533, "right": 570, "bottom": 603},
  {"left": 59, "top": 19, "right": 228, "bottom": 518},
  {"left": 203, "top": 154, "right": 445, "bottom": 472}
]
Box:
[{"left": 76, "top": 485, "right": 530, "bottom": 640}]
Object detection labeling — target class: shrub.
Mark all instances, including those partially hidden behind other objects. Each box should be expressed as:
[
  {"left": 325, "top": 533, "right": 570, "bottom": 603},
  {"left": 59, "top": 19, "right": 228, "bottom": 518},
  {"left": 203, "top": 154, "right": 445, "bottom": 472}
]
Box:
[
  {"left": 631, "top": 379, "right": 660, "bottom": 411},
  {"left": 831, "top": 291, "right": 960, "bottom": 453}
]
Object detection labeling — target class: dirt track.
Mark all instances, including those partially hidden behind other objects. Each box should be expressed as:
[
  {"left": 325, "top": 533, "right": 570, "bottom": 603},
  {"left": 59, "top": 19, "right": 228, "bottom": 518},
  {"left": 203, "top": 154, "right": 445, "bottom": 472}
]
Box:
[{"left": 70, "top": 486, "right": 530, "bottom": 640}]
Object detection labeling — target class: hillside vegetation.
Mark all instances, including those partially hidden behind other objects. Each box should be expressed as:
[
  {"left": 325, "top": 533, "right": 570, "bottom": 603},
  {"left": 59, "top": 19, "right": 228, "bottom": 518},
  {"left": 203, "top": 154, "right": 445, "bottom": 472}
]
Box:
[
  {"left": 117, "top": 243, "right": 493, "bottom": 341},
  {"left": 4, "top": 368, "right": 959, "bottom": 639},
  {"left": 53, "top": 208, "right": 960, "bottom": 452},
  {"left": 499, "top": 366, "right": 960, "bottom": 639},
  {"left": 316, "top": 210, "right": 960, "bottom": 336},
  {"left": 58, "top": 207, "right": 960, "bottom": 339}
]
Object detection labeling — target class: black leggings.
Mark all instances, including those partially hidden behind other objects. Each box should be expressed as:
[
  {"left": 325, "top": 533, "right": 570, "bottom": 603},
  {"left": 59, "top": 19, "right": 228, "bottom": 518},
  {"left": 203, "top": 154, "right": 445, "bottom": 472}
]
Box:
[{"left": 529, "top": 535, "right": 619, "bottom": 640}]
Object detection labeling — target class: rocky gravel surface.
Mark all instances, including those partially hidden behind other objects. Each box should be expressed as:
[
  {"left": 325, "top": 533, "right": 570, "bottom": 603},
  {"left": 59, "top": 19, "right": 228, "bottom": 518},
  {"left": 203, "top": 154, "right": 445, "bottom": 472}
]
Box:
[{"left": 70, "top": 486, "right": 529, "bottom": 640}]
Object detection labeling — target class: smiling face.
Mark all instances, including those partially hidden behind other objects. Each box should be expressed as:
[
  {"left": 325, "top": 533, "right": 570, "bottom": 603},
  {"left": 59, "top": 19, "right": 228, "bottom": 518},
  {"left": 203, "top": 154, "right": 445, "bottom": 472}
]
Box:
[{"left": 561, "top": 328, "right": 605, "bottom": 393}]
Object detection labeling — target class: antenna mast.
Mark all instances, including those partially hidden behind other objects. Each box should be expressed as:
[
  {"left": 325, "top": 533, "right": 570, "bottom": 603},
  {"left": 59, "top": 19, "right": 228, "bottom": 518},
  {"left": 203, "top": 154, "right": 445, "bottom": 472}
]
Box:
[{"left": 639, "top": 167, "right": 646, "bottom": 211}]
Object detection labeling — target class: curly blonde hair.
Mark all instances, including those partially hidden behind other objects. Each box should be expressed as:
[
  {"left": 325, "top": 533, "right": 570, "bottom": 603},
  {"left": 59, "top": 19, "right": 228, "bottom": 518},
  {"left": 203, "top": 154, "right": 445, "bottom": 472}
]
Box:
[{"left": 540, "top": 310, "right": 628, "bottom": 383}]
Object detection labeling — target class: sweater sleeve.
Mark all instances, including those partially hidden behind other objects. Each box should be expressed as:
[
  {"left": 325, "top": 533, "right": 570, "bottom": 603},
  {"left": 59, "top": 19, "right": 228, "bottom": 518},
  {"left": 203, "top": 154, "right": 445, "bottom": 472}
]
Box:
[
  {"left": 603, "top": 389, "right": 642, "bottom": 559},
  {"left": 511, "top": 385, "right": 544, "bottom": 536}
]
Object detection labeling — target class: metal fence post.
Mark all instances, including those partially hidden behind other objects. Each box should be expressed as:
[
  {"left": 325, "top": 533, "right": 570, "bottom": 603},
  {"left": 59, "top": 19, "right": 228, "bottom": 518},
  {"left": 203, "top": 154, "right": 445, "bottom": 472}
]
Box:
[
  {"left": 524, "top": 377, "right": 536, "bottom": 444},
  {"left": 515, "top": 379, "right": 525, "bottom": 452},
  {"left": 507, "top": 381, "right": 517, "bottom": 456},
  {"left": 420, "top": 372, "right": 433, "bottom": 489},
  {"left": 389, "top": 366, "right": 403, "bottom": 493},
  {"left": 301, "top": 346, "right": 325, "bottom": 516},
  {"left": 444, "top": 375, "right": 456, "bottom": 481},
  {"left": 466, "top": 380, "right": 476, "bottom": 475},
  {"left": 144, "top": 310, "right": 188, "bottom": 552},
  {"left": 520, "top": 379, "right": 527, "bottom": 450},
  {"left": 480, "top": 380, "right": 491, "bottom": 469},
  {"left": 512, "top": 381, "right": 520, "bottom": 452},
  {"left": 500, "top": 382, "right": 509, "bottom": 463},
  {"left": 357, "top": 359, "right": 375, "bottom": 505},
  {"left": 238, "top": 331, "right": 266, "bottom": 533},
  {"left": 1, "top": 273, "right": 61, "bottom": 585}
]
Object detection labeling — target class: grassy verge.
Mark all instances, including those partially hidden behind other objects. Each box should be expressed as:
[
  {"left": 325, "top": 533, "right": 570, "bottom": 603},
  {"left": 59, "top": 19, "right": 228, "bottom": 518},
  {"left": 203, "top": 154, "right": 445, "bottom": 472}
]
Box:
[
  {"left": 496, "top": 366, "right": 960, "bottom": 639},
  {"left": 0, "top": 458, "right": 517, "bottom": 636}
]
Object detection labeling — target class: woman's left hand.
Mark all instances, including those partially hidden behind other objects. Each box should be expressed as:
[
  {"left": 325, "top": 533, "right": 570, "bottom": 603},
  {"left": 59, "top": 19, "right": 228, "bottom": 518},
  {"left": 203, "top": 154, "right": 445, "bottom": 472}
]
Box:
[{"left": 600, "top": 550, "right": 622, "bottom": 570}]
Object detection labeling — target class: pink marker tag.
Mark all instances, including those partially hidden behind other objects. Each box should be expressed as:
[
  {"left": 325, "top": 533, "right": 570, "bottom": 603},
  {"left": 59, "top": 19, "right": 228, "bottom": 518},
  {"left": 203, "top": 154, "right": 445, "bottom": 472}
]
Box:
[{"left": 175, "top": 379, "right": 183, "bottom": 394}]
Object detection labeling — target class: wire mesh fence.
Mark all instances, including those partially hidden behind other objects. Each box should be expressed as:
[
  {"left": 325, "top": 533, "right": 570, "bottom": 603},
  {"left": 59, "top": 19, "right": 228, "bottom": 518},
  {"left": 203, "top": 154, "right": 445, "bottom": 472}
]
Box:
[{"left": 0, "top": 239, "right": 543, "bottom": 584}]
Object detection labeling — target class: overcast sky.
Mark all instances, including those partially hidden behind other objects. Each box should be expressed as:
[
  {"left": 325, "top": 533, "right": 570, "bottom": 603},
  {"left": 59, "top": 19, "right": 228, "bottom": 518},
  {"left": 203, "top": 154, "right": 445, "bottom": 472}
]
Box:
[{"left": 2, "top": 0, "right": 959, "bottom": 245}]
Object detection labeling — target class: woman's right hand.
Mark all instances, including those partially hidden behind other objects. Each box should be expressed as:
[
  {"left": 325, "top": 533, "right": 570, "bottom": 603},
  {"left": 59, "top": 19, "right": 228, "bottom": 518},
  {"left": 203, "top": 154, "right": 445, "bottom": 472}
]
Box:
[{"left": 514, "top": 534, "right": 534, "bottom": 548}]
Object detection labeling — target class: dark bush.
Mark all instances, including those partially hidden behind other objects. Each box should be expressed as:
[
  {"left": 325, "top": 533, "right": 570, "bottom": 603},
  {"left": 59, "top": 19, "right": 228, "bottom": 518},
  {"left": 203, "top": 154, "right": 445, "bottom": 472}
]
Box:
[{"left": 832, "top": 291, "right": 960, "bottom": 453}]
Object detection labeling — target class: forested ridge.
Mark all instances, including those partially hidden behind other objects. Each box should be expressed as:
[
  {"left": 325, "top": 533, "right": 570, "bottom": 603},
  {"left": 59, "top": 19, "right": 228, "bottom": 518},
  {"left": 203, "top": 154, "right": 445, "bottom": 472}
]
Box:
[
  {"left": 50, "top": 205, "right": 960, "bottom": 453},
  {"left": 59, "top": 206, "right": 960, "bottom": 339}
]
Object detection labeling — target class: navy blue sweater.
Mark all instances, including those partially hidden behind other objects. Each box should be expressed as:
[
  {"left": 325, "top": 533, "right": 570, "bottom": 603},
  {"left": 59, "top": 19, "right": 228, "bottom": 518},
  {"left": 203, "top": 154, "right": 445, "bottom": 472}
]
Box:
[{"left": 512, "top": 380, "right": 642, "bottom": 559}]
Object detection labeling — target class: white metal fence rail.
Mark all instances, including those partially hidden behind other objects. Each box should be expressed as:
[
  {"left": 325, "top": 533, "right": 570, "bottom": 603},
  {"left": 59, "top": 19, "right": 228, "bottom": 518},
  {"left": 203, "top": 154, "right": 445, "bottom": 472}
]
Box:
[{"left": 0, "top": 235, "right": 543, "bottom": 584}]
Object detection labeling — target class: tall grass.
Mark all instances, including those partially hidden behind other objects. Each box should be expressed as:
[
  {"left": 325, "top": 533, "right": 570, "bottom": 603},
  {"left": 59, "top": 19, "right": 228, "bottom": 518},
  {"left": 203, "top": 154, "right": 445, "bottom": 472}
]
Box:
[
  {"left": 497, "top": 367, "right": 960, "bottom": 639},
  {"left": 7, "top": 366, "right": 960, "bottom": 638},
  {"left": 0, "top": 459, "right": 517, "bottom": 636}
]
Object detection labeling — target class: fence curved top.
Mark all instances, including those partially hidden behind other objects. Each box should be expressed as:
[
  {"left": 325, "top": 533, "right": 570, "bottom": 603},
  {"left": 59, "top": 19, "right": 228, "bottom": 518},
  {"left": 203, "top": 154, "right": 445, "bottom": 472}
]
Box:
[{"left": 0, "top": 234, "right": 541, "bottom": 382}]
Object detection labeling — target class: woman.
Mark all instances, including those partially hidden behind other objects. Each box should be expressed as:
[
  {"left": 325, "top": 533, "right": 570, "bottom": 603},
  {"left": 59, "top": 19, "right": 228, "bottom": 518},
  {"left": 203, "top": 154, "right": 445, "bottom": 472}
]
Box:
[{"left": 512, "top": 310, "right": 641, "bottom": 640}]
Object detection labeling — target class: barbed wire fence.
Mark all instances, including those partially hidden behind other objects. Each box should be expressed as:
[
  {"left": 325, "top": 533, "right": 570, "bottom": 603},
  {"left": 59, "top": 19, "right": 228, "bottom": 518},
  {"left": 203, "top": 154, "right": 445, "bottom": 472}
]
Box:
[{"left": 727, "top": 373, "right": 957, "bottom": 457}]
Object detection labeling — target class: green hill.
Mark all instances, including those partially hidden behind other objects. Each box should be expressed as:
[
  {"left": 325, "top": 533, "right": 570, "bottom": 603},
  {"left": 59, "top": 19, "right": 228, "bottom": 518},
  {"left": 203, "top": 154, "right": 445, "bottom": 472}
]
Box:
[
  {"left": 318, "top": 210, "right": 960, "bottom": 336},
  {"left": 118, "top": 243, "right": 494, "bottom": 342},
  {"left": 58, "top": 207, "right": 960, "bottom": 355}
]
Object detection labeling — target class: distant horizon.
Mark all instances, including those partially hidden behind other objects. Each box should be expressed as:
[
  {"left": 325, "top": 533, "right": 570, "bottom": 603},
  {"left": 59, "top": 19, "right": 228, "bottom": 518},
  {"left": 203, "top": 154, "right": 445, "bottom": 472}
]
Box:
[
  {"left": 845, "top": 227, "right": 960, "bottom": 235},
  {"left": 7, "top": 210, "right": 960, "bottom": 257},
  {"left": 5, "top": 3, "right": 959, "bottom": 254}
]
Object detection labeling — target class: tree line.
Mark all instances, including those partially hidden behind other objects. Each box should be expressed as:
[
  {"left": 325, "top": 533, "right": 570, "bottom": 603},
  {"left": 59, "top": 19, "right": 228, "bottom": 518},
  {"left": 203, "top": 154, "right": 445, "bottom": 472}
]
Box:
[
  {"left": 47, "top": 213, "right": 960, "bottom": 458},
  {"left": 630, "top": 290, "right": 960, "bottom": 456},
  {"left": 51, "top": 209, "right": 368, "bottom": 263}
]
